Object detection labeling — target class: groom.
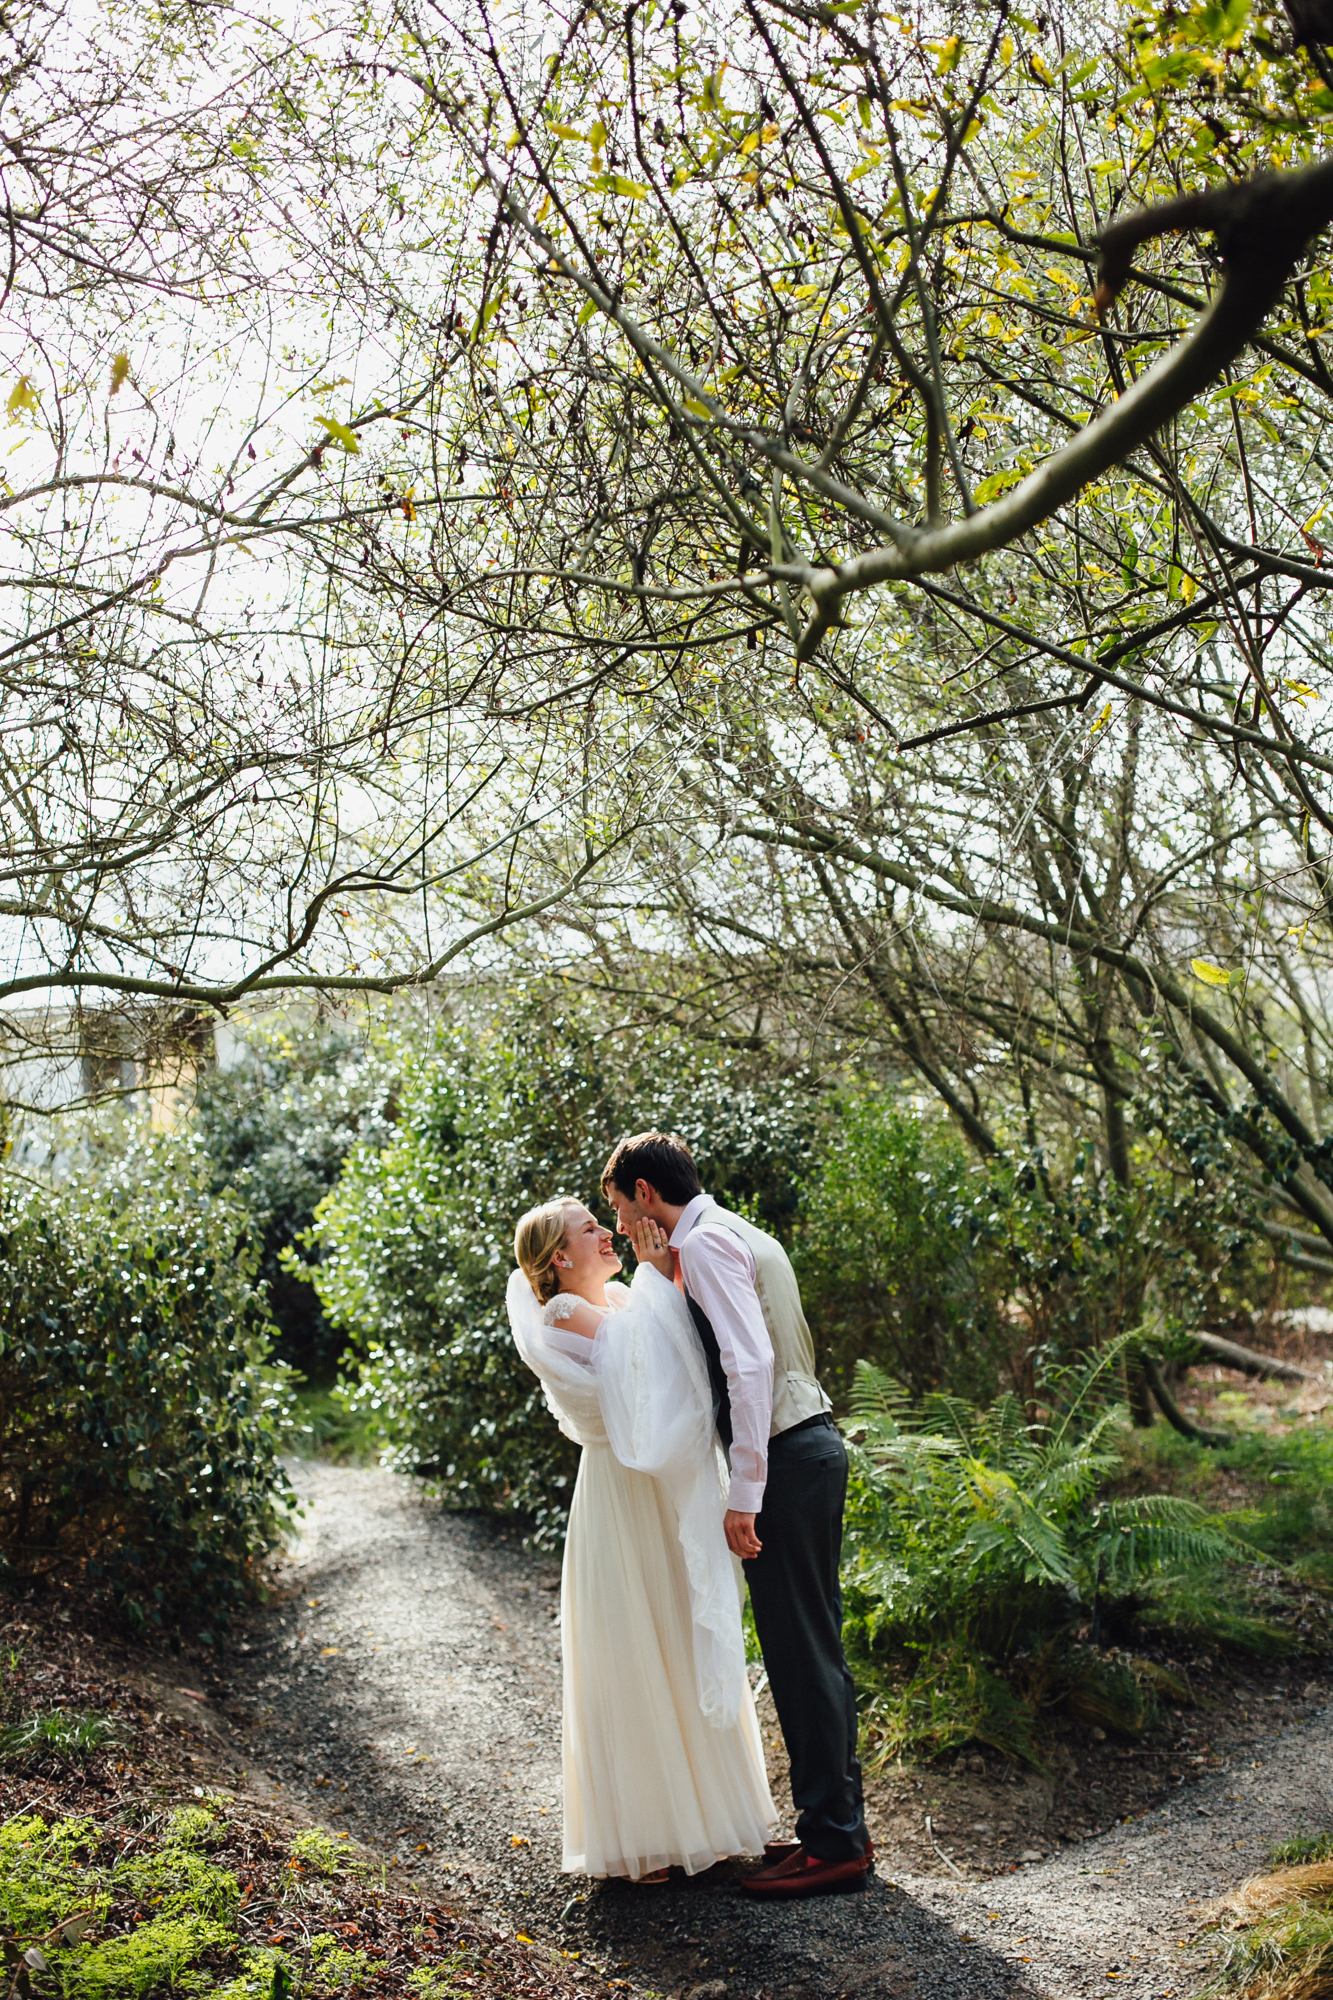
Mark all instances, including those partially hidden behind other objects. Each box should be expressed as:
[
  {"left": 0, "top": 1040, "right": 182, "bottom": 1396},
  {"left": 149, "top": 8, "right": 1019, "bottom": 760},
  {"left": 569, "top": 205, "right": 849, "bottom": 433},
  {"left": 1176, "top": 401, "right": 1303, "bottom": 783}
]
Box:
[{"left": 601, "top": 1130, "right": 872, "bottom": 1897}]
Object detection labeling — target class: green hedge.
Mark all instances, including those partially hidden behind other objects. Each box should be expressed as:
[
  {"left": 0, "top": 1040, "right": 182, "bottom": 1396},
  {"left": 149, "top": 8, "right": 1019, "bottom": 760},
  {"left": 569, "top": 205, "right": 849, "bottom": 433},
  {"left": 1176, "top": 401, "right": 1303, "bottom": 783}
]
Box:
[{"left": 0, "top": 1135, "right": 297, "bottom": 1641}]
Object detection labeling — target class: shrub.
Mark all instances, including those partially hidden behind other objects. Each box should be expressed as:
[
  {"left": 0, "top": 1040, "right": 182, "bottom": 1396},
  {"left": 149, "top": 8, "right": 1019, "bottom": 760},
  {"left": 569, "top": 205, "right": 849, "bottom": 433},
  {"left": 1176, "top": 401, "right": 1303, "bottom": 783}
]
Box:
[
  {"left": 191, "top": 1020, "right": 395, "bottom": 1378},
  {"left": 304, "top": 986, "right": 818, "bottom": 1538},
  {"left": 794, "top": 1092, "right": 1008, "bottom": 1403},
  {"left": 0, "top": 1134, "right": 297, "bottom": 1641},
  {"left": 792, "top": 1081, "right": 1269, "bottom": 1414}
]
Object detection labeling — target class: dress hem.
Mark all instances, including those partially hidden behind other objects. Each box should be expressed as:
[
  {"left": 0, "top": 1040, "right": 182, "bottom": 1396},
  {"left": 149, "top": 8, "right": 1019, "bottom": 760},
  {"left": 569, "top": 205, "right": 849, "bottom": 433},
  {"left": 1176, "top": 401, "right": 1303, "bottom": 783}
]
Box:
[{"left": 561, "top": 1839, "right": 771, "bottom": 1881}]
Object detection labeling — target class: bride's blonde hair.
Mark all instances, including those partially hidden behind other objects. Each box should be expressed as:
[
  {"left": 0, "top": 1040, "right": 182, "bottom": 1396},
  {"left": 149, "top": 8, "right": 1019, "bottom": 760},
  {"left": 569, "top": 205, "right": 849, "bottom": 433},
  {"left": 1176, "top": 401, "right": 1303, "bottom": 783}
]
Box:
[{"left": 514, "top": 1198, "right": 581, "bottom": 1306}]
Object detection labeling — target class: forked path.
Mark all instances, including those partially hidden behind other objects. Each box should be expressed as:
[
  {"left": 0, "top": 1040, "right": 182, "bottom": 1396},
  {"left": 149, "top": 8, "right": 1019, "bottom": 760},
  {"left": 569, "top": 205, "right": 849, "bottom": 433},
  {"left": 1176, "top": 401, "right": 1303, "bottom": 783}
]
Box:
[{"left": 226, "top": 1462, "right": 1333, "bottom": 2000}]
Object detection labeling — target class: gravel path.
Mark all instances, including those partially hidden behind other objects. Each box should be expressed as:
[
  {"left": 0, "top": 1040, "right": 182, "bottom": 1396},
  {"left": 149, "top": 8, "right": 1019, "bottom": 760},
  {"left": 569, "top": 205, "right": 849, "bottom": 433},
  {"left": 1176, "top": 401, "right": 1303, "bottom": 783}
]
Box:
[{"left": 224, "top": 1462, "right": 1333, "bottom": 2000}]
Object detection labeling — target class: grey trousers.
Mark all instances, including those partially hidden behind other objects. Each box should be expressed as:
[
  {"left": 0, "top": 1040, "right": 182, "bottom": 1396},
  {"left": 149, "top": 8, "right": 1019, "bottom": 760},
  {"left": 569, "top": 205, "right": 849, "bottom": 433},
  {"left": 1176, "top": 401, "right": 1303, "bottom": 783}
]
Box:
[{"left": 743, "top": 1414, "right": 869, "bottom": 1862}]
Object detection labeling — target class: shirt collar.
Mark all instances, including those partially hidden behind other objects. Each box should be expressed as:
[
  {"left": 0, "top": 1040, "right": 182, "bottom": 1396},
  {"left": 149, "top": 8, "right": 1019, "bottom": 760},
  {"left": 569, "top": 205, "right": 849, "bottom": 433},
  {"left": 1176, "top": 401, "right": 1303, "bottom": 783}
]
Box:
[{"left": 668, "top": 1191, "right": 714, "bottom": 1250}]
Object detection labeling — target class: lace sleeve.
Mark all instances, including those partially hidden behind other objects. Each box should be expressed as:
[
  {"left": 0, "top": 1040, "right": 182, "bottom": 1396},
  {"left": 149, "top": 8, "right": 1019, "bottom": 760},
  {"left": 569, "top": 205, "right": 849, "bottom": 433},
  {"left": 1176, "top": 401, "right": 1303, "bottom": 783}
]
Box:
[{"left": 542, "top": 1293, "right": 578, "bottom": 1325}]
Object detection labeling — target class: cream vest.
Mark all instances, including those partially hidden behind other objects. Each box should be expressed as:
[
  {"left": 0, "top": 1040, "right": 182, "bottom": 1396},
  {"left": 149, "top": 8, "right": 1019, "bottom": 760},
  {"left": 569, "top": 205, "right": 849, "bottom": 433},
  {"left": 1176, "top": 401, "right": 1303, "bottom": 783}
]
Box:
[{"left": 686, "top": 1202, "right": 832, "bottom": 1436}]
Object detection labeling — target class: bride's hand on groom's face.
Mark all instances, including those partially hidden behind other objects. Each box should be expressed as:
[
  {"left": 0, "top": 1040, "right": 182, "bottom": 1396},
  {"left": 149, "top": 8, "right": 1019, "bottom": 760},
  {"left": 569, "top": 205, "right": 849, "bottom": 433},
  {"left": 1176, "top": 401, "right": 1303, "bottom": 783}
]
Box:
[{"left": 626, "top": 1216, "right": 675, "bottom": 1280}]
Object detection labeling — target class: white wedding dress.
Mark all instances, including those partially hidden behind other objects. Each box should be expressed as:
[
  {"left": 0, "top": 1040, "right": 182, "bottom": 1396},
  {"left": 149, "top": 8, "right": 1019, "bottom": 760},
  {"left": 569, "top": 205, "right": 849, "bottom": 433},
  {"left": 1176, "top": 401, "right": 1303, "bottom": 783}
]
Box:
[{"left": 506, "top": 1263, "right": 776, "bottom": 1879}]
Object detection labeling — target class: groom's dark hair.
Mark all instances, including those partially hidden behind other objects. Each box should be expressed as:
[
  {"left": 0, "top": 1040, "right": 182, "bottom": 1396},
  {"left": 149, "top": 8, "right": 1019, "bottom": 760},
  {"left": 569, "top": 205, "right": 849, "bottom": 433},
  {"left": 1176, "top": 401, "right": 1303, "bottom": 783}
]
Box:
[{"left": 601, "top": 1131, "right": 703, "bottom": 1205}]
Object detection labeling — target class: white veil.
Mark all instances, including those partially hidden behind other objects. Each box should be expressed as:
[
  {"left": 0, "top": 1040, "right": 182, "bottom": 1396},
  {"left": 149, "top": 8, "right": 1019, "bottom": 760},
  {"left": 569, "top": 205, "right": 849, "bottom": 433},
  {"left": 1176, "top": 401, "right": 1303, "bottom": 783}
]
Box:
[{"left": 506, "top": 1262, "right": 747, "bottom": 1731}]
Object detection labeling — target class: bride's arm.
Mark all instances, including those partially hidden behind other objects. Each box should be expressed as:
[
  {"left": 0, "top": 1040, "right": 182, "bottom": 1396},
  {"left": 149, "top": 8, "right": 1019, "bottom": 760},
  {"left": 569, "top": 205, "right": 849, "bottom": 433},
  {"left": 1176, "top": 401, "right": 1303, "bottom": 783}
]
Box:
[{"left": 546, "top": 1294, "right": 606, "bottom": 1341}]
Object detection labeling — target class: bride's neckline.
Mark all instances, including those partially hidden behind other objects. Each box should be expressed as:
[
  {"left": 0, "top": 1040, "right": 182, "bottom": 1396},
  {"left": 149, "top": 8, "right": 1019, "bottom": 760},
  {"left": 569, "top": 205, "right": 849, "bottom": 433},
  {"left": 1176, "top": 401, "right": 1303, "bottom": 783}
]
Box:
[{"left": 553, "top": 1278, "right": 627, "bottom": 1312}]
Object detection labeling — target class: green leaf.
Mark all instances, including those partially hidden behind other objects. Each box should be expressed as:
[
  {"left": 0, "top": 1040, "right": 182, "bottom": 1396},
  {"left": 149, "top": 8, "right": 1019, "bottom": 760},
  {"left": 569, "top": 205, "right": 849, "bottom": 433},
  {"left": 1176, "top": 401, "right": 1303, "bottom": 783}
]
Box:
[
  {"left": 973, "top": 464, "right": 1027, "bottom": 504},
  {"left": 315, "top": 415, "right": 361, "bottom": 454}
]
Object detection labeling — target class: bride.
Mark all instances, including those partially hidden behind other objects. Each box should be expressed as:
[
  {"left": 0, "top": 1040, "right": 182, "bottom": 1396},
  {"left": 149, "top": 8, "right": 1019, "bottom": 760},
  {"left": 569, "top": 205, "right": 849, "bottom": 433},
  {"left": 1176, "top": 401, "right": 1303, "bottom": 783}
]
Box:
[{"left": 508, "top": 1197, "right": 776, "bottom": 1883}]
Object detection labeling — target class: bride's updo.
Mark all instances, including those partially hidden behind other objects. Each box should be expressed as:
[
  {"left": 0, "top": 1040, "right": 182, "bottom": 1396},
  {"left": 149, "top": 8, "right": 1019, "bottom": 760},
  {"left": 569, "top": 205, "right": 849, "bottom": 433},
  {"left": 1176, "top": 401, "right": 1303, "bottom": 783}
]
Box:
[{"left": 514, "top": 1198, "right": 580, "bottom": 1305}]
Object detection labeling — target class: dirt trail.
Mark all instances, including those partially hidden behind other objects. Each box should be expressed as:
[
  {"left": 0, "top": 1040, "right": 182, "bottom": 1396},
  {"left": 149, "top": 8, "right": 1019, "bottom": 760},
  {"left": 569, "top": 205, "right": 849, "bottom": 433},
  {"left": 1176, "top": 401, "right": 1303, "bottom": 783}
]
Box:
[{"left": 222, "top": 1461, "right": 1333, "bottom": 2000}]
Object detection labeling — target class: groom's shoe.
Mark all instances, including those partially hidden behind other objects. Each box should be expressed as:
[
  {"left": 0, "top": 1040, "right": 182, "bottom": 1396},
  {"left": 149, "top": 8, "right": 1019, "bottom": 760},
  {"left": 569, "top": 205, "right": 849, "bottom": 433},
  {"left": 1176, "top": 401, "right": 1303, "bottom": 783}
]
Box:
[
  {"left": 741, "top": 1842, "right": 873, "bottom": 1898},
  {"left": 762, "top": 1837, "right": 874, "bottom": 1866}
]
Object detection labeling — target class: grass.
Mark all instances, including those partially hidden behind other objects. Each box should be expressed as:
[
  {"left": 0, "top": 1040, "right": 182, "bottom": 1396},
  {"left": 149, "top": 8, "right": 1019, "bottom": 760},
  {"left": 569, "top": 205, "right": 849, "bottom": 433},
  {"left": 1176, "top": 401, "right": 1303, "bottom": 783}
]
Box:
[
  {"left": 1270, "top": 1836, "right": 1333, "bottom": 1869},
  {"left": 1116, "top": 1416, "right": 1333, "bottom": 1652},
  {"left": 1117, "top": 1416, "right": 1333, "bottom": 1582},
  {"left": 287, "top": 1387, "right": 381, "bottom": 1465},
  {"left": 1208, "top": 1860, "right": 1333, "bottom": 1999},
  {"left": 0, "top": 1712, "right": 116, "bottom": 1765}
]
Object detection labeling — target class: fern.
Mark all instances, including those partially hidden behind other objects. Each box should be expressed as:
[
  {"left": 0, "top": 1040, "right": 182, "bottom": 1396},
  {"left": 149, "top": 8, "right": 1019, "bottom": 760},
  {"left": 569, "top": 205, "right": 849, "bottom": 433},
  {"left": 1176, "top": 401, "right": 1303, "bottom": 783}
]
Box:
[{"left": 843, "top": 1334, "right": 1252, "bottom": 1663}]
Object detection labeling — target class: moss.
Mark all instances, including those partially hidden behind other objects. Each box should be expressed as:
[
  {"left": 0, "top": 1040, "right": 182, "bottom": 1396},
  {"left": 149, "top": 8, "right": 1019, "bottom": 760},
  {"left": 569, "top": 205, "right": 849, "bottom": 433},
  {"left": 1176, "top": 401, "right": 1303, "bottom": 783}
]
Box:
[
  {"left": 0, "top": 1816, "right": 102, "bottom": 1936},
  {"left": 61, "top": 1914, "right": 235, "bottom": 2000}
]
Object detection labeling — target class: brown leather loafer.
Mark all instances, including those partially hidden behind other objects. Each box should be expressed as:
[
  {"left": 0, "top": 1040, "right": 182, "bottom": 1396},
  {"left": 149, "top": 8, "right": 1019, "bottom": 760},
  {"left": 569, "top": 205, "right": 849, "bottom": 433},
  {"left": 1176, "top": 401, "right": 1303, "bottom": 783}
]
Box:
[{"left": 741, "top": 1845, "right": 872, "bottom": 1898}]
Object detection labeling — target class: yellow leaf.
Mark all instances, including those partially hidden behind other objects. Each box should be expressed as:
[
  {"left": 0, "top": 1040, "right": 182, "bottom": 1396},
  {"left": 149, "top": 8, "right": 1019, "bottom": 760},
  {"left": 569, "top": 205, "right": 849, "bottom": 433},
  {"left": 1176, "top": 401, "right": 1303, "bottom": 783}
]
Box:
[
  {"left": 510, "top": 1834, "right": 530, "bottom": 1847},
  {"left": 320, "top": 1647, "right": 339, "bottom": 1655},
  {"left": 1191, "top": 959, "right": 1232, "bottom": 988},
  {"left": 400, "top": 491, "right": 416, "bottom": 521},
  {"left": 591, "top": 171, "right": 648, "bottom": 199},
  {"left": 547, "top": 122, "right": 585, "bottom": 141},
  {"left": 683, "top": 396, "right": 712, "bottom": 418},
  {"left": 110, "top": 352, "right": 131, "bottom": 395},
  {"left": 516, "top": 1933, "right": 535, "bottom": 1943},
  {"left": 316, "top": 414, "right": 361, "bottom": 453},
  {"left": 7, "top": 375, "right": 39, "bottom": 417},
  {"left": 739, "top": 130, "right": 760, "bottom": 156},
  {"left": 1090, "top": 702, "right": 1112, "bottom": 734}
]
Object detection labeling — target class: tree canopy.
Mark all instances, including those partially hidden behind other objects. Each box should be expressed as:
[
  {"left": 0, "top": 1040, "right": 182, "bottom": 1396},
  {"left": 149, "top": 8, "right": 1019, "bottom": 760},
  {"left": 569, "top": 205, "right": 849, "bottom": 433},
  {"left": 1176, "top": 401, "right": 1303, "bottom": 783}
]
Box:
[{"left": 7, "top": 0, "right": 1333, "bottom": 1291}]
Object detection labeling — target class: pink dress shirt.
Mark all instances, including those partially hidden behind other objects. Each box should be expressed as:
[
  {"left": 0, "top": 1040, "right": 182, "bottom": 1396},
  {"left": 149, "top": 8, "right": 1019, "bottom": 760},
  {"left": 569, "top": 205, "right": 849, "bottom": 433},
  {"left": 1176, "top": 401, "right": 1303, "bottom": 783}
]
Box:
[{"left": 670, "top": 1193, "right": 775, "bottom": 1513}]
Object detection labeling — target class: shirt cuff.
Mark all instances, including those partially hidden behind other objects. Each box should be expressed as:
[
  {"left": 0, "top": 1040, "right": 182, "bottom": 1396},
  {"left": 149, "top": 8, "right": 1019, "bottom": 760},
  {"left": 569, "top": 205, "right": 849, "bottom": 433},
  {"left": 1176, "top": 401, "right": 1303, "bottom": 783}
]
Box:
[{"left": 727, "top": 1476, "right": 766, "bottom": 1514}]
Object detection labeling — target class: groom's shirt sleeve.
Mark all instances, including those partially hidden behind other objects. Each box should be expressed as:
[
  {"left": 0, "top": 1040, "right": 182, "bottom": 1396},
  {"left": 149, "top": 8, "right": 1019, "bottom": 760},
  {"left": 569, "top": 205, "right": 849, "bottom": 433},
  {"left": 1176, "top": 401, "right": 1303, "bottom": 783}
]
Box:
[{"left": 678, "top": 1226, "right": 774, "bottom": 1513}]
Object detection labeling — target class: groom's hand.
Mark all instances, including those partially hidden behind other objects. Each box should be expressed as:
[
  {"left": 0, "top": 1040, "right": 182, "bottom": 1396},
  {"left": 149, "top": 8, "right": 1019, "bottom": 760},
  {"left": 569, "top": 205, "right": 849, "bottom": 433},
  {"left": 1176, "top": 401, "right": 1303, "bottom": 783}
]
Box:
[{"left": 724, "top": 1510, "right": 762, "bottom": 1560}]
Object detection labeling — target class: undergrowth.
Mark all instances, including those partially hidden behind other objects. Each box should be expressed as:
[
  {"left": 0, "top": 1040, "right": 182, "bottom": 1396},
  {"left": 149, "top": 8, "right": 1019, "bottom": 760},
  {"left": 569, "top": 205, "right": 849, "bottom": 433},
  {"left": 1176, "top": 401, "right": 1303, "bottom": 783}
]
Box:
[{"left": 841, "top": 1332, "right": 1331, "bottom": 1769}]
